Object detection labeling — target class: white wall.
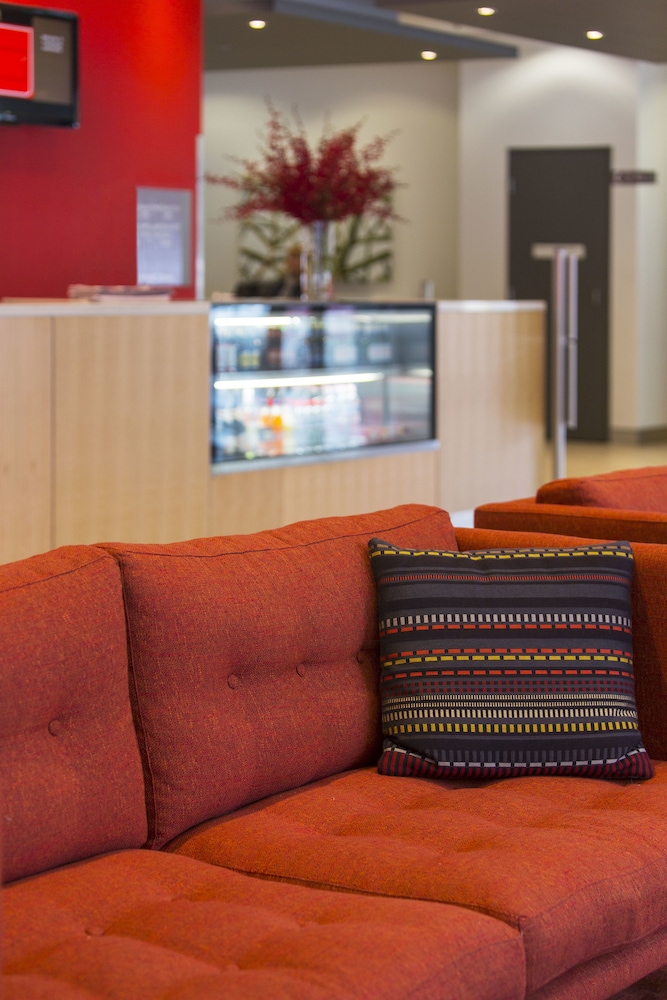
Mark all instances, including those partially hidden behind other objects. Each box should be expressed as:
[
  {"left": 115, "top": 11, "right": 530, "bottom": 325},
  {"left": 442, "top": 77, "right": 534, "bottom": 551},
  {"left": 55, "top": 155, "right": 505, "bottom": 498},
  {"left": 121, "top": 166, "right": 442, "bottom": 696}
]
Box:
[
  {"left": 203, "top": 61, "right": 459, "bottom": 300},
  {"left": 459, "top": 39, "right": 667, "bottom": 433}
]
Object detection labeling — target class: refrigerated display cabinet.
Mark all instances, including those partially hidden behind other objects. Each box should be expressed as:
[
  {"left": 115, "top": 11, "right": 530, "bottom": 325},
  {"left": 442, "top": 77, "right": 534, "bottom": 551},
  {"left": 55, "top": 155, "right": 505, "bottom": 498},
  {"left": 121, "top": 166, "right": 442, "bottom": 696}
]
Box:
[{"left": 210, "top": 300, "right": 436, "bottom": 469}]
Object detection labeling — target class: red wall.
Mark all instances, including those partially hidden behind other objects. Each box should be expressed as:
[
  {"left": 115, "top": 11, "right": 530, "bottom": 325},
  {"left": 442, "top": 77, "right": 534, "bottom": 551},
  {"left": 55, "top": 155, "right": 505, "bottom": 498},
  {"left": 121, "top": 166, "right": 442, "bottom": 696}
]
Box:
[{"left": 0, "top": 0, "right": 201, "bottom": 298}]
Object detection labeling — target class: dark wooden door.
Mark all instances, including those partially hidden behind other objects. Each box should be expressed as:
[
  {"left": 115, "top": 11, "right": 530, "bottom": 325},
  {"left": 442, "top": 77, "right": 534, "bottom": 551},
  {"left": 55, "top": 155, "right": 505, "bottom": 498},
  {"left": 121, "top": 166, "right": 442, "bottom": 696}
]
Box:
[{"left": 509, "top": 147, "right": 610, "bottom": 441}]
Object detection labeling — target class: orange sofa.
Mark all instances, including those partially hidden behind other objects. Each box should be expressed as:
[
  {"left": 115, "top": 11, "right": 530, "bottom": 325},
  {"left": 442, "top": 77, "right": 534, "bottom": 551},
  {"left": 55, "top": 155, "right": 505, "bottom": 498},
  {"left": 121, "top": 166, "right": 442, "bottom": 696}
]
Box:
[
  {"left": 4, "top": 504, "right": 667, "bottom": 999},
  {"left": 475, "top": 466, "right": 667, "bottom": 543}
]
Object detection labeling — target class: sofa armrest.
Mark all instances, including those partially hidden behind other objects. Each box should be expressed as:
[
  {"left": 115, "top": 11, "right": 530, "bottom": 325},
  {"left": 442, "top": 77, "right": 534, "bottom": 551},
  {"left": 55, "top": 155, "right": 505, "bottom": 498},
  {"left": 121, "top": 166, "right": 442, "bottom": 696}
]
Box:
[
  {"left": 474, "top": 498, "right": 667, "bottom": 544},
  {"left": 456, "top": 526, "right": 667, "bottom": 762}
]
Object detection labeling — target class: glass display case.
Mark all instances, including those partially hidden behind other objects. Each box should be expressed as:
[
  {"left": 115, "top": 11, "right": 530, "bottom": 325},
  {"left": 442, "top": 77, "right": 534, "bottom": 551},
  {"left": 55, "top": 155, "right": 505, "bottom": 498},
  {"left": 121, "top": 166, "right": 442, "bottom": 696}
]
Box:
[{"left": 210, "top": 300, "right": 435, "bottom": 468}]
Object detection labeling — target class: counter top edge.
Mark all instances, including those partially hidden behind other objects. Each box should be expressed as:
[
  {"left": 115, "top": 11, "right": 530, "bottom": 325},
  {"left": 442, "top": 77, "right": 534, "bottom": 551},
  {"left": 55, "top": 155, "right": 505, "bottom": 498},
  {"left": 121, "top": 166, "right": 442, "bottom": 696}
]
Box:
[
  {"left": 436, "top": 300, "right": 545, "bottom": 313},
  {"left": 0, "top": 301, "right": 211, "bottom": 317},
  {"left": 0, "top": 299, "right": 545, "bottom": 317},
  {"left": 0, "top": 298, "right": 545, "bottom": 318}
]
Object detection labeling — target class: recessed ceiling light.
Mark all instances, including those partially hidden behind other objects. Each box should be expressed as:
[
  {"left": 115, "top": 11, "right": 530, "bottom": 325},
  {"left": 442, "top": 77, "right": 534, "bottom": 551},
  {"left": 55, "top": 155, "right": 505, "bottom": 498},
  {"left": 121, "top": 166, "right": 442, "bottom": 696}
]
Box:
[
  {"left": 249, "top": 19, "right": 266, "bottom": 29},
  {"left": 421, "top": 50, "right": 438, "bottom": 60},
  {"left": 586, "top": 29, "right": 604, "bottom": 40},
  {"left": 477, "top": 6, "right": 496, "bottom": 15}
]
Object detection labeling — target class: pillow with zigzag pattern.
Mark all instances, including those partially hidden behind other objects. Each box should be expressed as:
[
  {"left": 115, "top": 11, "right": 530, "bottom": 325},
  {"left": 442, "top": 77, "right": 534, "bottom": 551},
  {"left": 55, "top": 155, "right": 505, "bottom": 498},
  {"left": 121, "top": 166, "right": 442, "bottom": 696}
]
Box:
[{"left": 368, "top": 537, "right": 653, "bottom": 781}]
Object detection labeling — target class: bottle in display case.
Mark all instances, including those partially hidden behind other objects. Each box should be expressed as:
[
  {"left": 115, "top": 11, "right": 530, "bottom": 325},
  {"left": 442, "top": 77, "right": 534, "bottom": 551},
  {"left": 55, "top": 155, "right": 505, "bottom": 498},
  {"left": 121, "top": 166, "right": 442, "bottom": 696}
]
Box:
[
  {"left": 262, "top": 326, "right": 283, "bottom": 369},
  {"left": 364, "top": 320, "right": 394, "bottom": 364},
  {"left": 214, "top": 337, "right": 238, "bottom": 373},
  {"left": 210, "top": 301, "right": 435, "bottom": 466}
]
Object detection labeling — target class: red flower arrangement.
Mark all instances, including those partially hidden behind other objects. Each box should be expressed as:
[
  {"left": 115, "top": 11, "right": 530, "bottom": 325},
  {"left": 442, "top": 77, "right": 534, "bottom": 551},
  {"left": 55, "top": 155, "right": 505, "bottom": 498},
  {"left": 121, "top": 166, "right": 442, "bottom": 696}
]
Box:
[{"left": 208, "top": 103, "right": 399, "bottom": 224}]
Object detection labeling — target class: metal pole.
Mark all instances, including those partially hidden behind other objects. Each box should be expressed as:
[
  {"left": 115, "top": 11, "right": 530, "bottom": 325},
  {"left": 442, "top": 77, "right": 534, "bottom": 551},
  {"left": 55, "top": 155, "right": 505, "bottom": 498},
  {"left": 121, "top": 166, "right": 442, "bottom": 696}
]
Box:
[
  {"left": 531, "top": 241, "right": 585, "bottom": 479},
  {"left": 566, "top": 251, "right": 579, "bottom": 430},
  {"left": 551, "top": 248, "right": 568, "bottom": 480}
]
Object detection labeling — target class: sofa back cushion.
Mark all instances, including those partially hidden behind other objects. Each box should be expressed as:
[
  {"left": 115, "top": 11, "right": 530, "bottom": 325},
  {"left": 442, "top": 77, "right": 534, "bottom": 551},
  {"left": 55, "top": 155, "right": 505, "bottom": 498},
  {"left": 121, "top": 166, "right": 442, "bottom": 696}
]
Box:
[
  {"left": 0, "top": 547, "right": 147, "bottom": 883},
  {"left": 537, "top": 466, "right": 667, "bottom": 512},
  {"left": 104, "top": 504, "right": 457, "bottom": 849}
]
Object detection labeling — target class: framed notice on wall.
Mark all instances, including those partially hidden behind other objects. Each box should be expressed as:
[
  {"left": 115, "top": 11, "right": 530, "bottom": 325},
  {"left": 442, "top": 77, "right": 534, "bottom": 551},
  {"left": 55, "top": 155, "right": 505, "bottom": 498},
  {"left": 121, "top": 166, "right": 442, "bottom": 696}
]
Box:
[{"left": 136, "top": 187, "right": 192, "bottom": 286}]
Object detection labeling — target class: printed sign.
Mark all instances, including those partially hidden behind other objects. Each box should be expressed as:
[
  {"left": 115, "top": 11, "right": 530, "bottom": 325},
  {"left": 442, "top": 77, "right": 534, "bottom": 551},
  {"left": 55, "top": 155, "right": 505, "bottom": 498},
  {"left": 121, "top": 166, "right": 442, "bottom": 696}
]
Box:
[
  {"left": 136, "top": 188, "right": 192, "bottom": 287},
  {"left": 611, "top": 170, "right": 657, "bottom": 185}
]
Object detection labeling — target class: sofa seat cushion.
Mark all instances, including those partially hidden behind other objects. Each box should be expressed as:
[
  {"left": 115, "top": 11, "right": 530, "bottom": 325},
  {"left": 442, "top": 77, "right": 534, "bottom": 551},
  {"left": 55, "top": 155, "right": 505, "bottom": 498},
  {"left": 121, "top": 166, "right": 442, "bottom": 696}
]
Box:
[
  {"left": 103, "top": 504, "right": 457, "bottom": 849},
  {"left": 169, "top": 761, "right": 667, "bottom": 996},
  {"left": 0, "top": 546, "right": 147, "bottom": 883},
  {"left": 537, "top": 467, "right": 667, "bottom": 512},
  {"left": 2, "top": 849, "right": 525, "bottom": 1000}
]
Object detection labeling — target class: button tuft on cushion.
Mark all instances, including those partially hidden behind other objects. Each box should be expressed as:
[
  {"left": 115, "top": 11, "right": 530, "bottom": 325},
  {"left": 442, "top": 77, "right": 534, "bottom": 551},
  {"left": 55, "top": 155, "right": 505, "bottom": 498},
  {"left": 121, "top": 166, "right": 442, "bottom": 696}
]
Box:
[
  {"left": 296, "top": 663, "right": 307, "bottom": 677},
  {"left": 48, "top": 719, "right": 63, "bottom": 737},
  {"left": 356, "top": 651, "right": 365, "bottom": 663},
  {"left": 84, "top": 926, "right": 105, "bottom": 937},
  {"left": 227, "top": 674, "right": 240, "bottom": 690}
]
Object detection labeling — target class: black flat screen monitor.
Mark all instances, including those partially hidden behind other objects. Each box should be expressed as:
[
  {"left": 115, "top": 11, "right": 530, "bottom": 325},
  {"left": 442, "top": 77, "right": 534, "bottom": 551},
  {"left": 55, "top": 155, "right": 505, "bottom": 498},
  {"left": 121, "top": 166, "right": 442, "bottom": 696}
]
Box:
[{"left": 0, "top": 2, "right": 78, "bottom": 126}]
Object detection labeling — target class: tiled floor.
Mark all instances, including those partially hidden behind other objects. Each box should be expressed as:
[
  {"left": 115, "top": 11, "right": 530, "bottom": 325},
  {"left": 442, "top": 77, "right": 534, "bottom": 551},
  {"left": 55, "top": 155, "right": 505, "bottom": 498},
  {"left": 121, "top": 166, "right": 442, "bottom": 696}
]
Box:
[{"left": 554, "top": 440, "right": 667, "bottom": 480}]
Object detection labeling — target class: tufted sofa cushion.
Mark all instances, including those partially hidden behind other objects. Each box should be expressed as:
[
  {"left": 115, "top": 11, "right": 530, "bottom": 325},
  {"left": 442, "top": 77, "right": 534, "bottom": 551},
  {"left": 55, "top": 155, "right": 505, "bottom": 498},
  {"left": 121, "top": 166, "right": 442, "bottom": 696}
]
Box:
[
  {"left": 169, "top": 761, "right": 667, "bottom": 998},
  {"left": 537, "top": 466, "right": 667, "bottom": 512},
  {"left": 103, "top": 504, "right": 458, "bottom": 849},
  {"left": 2, "top": 848, "right": 525, "bottom": 1000},
  {"left": 0, "top": 547, "right": 147, "bottom": 883}
]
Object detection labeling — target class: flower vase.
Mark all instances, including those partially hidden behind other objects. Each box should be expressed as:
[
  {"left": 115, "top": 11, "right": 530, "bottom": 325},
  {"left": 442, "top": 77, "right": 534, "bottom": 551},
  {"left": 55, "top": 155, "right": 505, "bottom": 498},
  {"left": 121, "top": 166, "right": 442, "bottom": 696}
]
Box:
[{"left": 302, "top": 220, "right": 334, "bottom": 301}]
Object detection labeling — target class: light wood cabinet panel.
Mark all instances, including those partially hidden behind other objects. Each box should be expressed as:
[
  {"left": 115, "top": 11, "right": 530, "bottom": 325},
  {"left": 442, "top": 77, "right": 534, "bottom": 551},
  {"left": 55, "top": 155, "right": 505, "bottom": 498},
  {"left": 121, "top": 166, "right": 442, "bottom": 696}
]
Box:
[
  {"left": 54, "top": 312, "right": 210, "bottom": 545},
  {"left": 0, "top": 317, "right": 52, "bottom": 564},
  {"left": 281, "top": 448, "right": 439, "bottom": 525},
  {"left": 436, "top": 307, "right": 545, "bottom": 512},
  {"left": 209, "top": 467, "right": 285, "bottom": 536},
  {"left": 208, "top": 447, "right": 439, "bottom": 537}
]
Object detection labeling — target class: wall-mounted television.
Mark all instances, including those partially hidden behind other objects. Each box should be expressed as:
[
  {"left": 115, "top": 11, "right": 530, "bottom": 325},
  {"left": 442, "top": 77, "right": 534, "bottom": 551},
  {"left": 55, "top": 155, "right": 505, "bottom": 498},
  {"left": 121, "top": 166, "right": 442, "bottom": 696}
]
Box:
[{"left": 0, "top": 2, "right": 78, "bottom": 126}]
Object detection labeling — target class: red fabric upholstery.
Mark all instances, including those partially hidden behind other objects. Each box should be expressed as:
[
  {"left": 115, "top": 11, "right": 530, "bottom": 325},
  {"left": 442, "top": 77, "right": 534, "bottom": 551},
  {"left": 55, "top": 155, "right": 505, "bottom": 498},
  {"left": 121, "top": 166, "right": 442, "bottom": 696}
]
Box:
[
  {"left": 475, "top": 467, "right": 667, "bottom": 544},
  {"left": 474, "top": 497, "right": 667, "bottom": 544},
  {"left": 170, "top": 762, "right": 667, "bottom": 997},
  {"left": 457, "top": 527, "right": 667, "bottom": 760},
  {"left": 103, "top": 505, "right": 458, "bottom": 849},
  {"left": 2, "top": 849, "right": 525, "bottom": 1000},
  {"left": 0, "top": 547, "right": 147, "bottom": 883},
  {"left": 537, "top": 466, "right": 667, "bottom": 512},
  {"left": 4, "top": 513, "right": 667, "bottom": 1000},
  {"left": 527, "top": 924, "right": 667, "bottom": 1000}
]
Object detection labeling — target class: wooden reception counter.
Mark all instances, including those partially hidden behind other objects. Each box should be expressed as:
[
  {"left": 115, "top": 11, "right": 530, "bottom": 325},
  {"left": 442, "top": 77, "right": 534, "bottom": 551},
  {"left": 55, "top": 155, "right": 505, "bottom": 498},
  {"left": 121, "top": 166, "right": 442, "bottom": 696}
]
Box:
[{"left": 0, "top": 298, "right": 544, "bottom": 565}]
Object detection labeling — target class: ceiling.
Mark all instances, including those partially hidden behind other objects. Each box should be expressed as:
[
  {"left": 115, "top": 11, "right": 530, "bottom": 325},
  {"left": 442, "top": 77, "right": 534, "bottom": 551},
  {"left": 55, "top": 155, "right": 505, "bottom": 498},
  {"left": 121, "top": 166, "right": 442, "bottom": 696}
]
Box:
[
  {"left": 204, "top": 0, "right": 515, "bottom": 69},
  {"left": 204, "top": 0, "right": 667, "bottom": 70},
  {"left": 380, "top": 0, "right": 667, "bottom": 65}
]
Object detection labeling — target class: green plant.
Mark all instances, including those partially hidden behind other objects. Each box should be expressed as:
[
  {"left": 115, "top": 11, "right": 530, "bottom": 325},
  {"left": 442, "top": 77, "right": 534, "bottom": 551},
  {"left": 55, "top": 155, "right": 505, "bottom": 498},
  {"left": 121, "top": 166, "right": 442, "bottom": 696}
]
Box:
[{"left": 237, "top": 212, "right": 393, "bottom": 286}]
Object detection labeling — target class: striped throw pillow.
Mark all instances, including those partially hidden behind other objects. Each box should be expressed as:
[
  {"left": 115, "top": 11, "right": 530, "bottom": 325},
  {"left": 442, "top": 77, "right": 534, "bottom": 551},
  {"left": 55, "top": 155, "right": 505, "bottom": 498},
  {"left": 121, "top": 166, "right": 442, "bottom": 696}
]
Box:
[{"left": 368, "top": 538, "right": 653, "bottom": 781}]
